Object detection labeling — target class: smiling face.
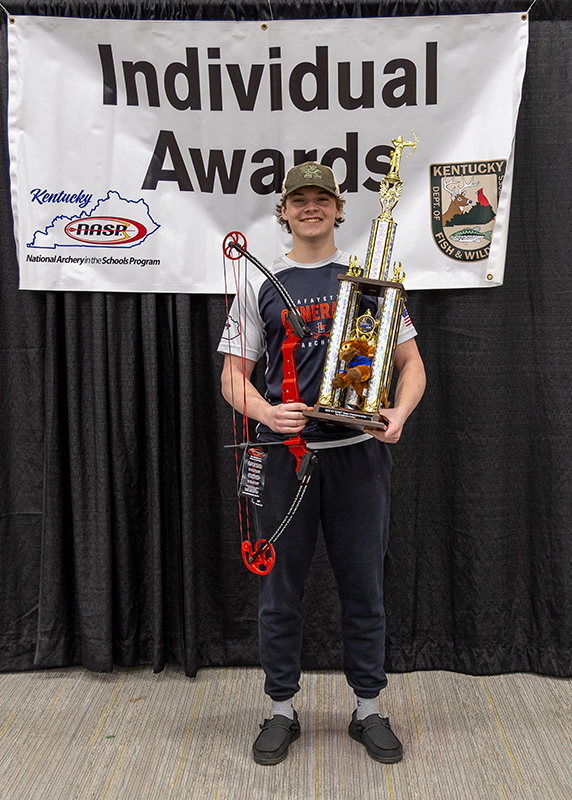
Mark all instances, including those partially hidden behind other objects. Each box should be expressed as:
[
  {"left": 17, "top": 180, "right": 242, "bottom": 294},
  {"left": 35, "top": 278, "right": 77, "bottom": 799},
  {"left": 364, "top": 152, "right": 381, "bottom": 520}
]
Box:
[{"left": 281, "top": 186, "right": 343, "bottom": 247}]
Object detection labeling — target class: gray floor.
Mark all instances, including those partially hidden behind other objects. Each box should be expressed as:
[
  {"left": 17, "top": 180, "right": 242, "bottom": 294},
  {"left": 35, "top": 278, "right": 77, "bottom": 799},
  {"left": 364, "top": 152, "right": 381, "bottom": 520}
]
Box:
[{"left": 0, "top": 664, "right": 570, "bottom": 799}]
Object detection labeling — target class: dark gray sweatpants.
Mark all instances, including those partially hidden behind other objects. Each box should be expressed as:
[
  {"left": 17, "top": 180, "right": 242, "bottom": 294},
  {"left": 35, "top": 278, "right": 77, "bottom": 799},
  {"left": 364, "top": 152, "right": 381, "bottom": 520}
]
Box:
[{"left": 254, "top": 437, "right": 393, "bottom": 701}]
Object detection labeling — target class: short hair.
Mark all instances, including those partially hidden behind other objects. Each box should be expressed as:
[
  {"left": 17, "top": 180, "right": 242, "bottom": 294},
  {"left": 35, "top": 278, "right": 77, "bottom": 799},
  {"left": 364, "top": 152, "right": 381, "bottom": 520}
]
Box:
[{"left": 275, "top": 195, "right": 346, "bottom": 234}]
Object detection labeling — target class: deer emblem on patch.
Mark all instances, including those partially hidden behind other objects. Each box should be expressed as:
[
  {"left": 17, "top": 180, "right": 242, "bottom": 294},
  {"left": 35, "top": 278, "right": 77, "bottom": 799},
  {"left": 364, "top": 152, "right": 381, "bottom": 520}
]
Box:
[{"left": 442, "top": 177, "right": 479, "bottom": 225}]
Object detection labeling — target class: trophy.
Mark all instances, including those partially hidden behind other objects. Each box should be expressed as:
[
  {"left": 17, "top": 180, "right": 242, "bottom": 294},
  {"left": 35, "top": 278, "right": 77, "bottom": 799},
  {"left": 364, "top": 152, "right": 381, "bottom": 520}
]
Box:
[{"left": 304, "top": 133, "right": 418, "bottom": 432}]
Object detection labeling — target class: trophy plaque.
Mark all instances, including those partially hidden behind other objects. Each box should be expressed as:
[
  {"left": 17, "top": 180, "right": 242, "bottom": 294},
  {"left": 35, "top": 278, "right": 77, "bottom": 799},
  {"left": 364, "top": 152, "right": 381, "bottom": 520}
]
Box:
[{"left": 304, "top": 133, "right": 417, "bottom": 432}]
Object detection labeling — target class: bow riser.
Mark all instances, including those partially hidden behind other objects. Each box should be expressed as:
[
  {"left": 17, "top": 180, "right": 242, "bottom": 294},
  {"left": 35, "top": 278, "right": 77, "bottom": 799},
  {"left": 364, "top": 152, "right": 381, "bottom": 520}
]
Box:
[{"left": 223, "top": 231, "right": 318, "bottom": 574}]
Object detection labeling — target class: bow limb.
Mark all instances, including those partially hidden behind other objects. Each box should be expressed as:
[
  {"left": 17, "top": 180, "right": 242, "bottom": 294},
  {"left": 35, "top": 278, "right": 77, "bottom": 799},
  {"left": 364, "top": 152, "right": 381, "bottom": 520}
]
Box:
[
  {"left": 244, "top": 322, "right": 316, "bottom": 574},
  {"left": 229, "top": 241, "right": 311, "bottom": 340}
]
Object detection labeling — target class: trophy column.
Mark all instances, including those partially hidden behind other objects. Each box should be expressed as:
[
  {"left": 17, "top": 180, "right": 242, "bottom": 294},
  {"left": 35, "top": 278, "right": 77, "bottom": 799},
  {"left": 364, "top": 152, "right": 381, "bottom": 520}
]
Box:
[{"left": 318, "top": 257, "right": 361, "bottom": 407}]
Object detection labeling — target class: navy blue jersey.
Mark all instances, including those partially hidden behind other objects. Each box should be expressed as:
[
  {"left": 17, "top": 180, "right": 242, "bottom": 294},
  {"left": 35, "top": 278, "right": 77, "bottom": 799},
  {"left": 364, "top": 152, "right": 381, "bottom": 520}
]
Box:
[{"left": 219, "top": 250, "right": 417, "bottom": 443}]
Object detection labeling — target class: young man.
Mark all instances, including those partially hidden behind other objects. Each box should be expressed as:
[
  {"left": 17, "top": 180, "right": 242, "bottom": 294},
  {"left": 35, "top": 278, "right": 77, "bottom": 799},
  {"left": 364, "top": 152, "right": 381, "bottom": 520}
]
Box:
[{"left": 218, "top": 162, "right": 426, "bottom": 766}]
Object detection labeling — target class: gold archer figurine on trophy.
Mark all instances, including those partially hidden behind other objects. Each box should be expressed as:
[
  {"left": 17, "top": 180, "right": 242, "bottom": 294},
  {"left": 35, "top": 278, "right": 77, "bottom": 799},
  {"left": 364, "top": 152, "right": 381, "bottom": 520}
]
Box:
[{"left": 379, "top": 133, "right": 418, "bottom": 218}]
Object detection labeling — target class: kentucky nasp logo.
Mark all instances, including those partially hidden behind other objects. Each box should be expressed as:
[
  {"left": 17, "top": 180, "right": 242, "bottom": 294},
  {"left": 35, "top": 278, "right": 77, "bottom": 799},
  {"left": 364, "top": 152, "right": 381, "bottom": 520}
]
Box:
[{"left": 430, "top": 161, "right": 506, "bottom": 262}]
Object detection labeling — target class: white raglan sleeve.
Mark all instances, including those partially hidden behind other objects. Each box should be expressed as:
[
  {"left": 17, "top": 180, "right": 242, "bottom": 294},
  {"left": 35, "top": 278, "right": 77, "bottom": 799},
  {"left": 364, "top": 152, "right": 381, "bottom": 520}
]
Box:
[
  {"left": 396, "top": 303, "right": 418, "bottom": 345},
  {"left": 217, "top": 275, "right": 267, "bottom": 363}
]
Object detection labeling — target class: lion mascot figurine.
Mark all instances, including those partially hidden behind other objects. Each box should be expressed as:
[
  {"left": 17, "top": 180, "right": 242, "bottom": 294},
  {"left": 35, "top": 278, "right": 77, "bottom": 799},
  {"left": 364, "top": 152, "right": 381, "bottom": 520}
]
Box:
[{"left": 331, "top": 338, "right": 376, "bottom": 397}]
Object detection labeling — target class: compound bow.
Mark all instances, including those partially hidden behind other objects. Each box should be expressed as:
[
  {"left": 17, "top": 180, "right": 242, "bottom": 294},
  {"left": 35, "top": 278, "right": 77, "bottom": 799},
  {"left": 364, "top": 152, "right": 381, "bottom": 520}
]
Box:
[{"left": 222, "top": 231, "right": 318, "bottom": 575}]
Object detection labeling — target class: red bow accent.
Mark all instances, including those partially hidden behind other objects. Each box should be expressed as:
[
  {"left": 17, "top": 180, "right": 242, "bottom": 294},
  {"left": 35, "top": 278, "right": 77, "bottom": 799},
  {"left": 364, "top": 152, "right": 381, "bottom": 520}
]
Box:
[{"left": 281, "top": 310, "right": 315, "bottom": 475}]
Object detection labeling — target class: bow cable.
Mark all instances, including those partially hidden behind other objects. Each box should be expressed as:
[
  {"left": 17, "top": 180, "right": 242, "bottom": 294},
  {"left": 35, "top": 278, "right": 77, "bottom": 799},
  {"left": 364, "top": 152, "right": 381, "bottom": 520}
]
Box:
[{"left": 223, "top": 245, "right": 252, "bottom": 547}]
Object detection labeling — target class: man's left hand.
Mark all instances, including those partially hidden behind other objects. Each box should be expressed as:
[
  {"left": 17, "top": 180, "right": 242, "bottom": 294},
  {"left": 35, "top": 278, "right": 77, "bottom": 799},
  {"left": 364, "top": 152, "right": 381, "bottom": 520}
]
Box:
[{"left": 366, "top": 408, "right": 406, "bottom": 444}]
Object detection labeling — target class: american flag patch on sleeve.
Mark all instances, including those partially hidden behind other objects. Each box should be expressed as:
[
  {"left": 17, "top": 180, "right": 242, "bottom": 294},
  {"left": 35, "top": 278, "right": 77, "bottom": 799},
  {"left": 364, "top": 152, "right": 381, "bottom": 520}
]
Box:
[{"left": 402, "top": 306, "right": 412, "bottom": 327}]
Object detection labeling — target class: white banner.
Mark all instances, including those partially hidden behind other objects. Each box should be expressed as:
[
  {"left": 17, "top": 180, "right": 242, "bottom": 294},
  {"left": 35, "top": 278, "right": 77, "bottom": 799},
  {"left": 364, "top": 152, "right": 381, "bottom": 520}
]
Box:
[{"left": 8, "top": 13, "right": 528, "bottom": 292}]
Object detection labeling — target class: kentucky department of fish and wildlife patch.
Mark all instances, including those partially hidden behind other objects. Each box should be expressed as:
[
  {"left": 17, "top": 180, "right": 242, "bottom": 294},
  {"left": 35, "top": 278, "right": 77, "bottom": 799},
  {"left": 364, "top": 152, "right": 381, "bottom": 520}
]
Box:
[{"left": 430, "top": 160, "right": 506, "bottom": 263}]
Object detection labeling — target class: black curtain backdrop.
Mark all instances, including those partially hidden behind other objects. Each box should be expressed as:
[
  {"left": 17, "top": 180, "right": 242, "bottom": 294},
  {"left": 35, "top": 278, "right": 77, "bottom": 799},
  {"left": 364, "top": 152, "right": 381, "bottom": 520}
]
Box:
[{"left": 1, "top": 0, "right": 572, "bottom": 679}]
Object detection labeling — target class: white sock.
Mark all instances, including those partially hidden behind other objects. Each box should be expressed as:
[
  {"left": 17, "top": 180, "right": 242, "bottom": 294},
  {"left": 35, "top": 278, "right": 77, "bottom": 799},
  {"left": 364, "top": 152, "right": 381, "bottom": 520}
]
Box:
[
  {"left": 356, "top": 696, "right": 379, "bottom": 721},
  {"left": 271, "top": 698, "right": 295, "bottom": 719}
]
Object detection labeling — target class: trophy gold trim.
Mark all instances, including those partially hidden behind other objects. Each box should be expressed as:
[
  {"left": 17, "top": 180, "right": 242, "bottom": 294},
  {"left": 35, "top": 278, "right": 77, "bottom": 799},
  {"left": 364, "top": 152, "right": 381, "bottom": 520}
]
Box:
[{"left": 304, "top": 133, "right": 417, "bottom": 432}]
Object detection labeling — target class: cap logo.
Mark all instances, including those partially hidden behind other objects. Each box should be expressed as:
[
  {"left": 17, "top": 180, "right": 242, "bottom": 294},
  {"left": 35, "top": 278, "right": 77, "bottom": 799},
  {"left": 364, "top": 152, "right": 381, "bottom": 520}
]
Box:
[{"left": 300, "top": 163, "right": 322, "bottom": 179}]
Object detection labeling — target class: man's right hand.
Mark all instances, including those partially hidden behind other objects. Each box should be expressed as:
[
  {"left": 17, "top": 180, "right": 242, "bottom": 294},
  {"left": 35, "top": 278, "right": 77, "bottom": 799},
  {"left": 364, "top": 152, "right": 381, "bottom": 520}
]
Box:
[{"left": 263, "top": 402, "right": 309, "bottom": 435}]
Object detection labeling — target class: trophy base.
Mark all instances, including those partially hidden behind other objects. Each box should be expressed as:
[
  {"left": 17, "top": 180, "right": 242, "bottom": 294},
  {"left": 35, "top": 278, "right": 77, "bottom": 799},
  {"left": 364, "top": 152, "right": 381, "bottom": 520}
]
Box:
[{"left": 304, "top": 405, "right": 388, "bottom": 432}]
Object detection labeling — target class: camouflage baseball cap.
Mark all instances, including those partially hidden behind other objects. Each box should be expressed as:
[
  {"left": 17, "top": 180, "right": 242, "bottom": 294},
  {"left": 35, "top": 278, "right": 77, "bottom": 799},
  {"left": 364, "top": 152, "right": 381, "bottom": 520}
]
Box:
[{"left": 281, "top": 162, "right": 340, "bottom": 200}]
